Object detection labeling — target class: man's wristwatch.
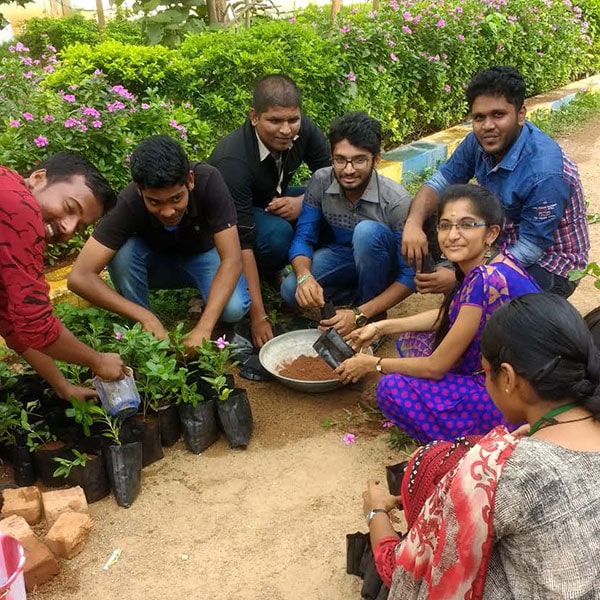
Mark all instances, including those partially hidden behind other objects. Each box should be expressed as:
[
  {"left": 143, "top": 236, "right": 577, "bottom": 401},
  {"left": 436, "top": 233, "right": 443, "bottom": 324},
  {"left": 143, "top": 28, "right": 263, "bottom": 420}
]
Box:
[
  {"left": 352, "top": 307, "right": 368, "bottom": 327},
  {"left": 365, "top": 508, "right": 388, "bottom": 525}
]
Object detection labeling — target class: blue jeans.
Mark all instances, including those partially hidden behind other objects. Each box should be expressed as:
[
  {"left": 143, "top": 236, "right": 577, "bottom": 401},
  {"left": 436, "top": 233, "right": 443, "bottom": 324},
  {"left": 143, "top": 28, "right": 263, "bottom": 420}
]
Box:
[
  {"left": 280, "top": 220, "right": 398, "bottom": 307},
  {"left": 108, "top": 237, "right": 251, "bottom": 322},
  {"left": 252, "top": 186, "right": 305, "bottom": 274},
  {"left": 526, "top": 264, "right": 576, "bottom": 298}
]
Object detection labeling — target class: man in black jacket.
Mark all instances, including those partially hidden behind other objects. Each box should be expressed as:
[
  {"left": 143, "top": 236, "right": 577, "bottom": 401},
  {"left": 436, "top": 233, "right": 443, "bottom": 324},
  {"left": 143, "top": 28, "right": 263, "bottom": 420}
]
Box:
[{"left": 209, "top": 74, "right": 330, "bottom": 348}]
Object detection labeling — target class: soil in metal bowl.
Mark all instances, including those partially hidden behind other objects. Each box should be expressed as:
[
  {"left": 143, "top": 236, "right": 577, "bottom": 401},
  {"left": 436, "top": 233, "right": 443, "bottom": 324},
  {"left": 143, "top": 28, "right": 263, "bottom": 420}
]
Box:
[{"left": 278, "top": 355, "right": 339, "bottom": 381}]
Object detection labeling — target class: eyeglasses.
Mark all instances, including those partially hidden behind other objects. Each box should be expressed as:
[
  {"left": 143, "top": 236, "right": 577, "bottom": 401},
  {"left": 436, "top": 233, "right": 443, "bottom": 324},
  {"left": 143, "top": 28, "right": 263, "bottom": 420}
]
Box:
[
  {"left": 332, "top": 156, "right": 371, "bottom": 170},
  {"left": 436, "top": 221, "right": 487, "bottom": 232}
]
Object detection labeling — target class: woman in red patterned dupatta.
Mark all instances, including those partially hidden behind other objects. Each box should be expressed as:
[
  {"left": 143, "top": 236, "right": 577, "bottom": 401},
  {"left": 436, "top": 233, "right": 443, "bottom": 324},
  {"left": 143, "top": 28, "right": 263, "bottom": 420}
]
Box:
[{"left": 360, "top": 293, "right": 600, "bottom": 600}]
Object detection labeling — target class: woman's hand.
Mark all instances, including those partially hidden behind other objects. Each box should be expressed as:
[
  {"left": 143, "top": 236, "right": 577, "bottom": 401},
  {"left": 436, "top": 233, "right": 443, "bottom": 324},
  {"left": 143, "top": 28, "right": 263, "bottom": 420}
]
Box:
[
  {"left": 362, "top": 479, "right": 402, "bottom": 514},
  {"left": 346, "top": 323, "right": 378, "bottom": 351},
  {"left": 336, "top": 353, "right": 378, "bottom": 384}
]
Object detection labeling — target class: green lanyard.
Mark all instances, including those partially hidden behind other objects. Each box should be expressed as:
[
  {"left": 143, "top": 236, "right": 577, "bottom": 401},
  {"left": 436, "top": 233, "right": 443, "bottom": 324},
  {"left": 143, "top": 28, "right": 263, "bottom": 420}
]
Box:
[{"left": 529, "top": 402, "right": 580, "bottom": 436}]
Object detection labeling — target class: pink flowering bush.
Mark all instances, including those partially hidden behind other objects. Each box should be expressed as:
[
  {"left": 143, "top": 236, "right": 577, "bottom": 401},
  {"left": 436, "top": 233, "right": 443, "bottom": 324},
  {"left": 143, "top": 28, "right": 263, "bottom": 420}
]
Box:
[{"left": 0, "top": 43, "right": 211, "bottom": 191}]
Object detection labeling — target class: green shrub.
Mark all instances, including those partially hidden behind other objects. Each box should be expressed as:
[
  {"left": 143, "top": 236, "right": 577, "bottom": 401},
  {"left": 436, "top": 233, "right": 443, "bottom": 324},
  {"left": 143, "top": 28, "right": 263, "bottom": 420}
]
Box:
[{"left": 16, "top": 14, "right": 100, "bottom": 57}]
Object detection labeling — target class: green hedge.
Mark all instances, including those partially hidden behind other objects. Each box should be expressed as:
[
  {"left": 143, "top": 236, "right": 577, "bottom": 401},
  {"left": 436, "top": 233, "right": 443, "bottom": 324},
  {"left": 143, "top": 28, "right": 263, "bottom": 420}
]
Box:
[{"left": 39, "top": 0, "right": 599, "bottom": 149}]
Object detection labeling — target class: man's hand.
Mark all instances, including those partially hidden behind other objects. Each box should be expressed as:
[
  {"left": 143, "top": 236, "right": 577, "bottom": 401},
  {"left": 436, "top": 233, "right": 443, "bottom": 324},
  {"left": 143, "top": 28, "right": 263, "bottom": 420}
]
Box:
[
  {"left": 183, "top": 327, "right": 213, "bottom": 355},
  {"left": 295, "top": 275, "right": 324, "bottom": 308},
  {"left": 251, "top": 316, "right": 274, "bottom": 349},
  {"left": 140, "top": 315, "right": 168, "bottom": 340},
  {"left": 401, "top": 220, "right": 429, "bottom": 271},
  {"left": 56, "top": 383, "right": 98, "bottom": 402},
  {"left": 320, "top": 309, "right": 355, "bottom": 337},
  {"left": 92, "top": 352, "right": 127, "bottom": 381},
  {"left": 265, "top": 195, "right": 303, "bottom": 221},
  {"left": 414, "top": 267, "right": 456, "bottom": 295}
]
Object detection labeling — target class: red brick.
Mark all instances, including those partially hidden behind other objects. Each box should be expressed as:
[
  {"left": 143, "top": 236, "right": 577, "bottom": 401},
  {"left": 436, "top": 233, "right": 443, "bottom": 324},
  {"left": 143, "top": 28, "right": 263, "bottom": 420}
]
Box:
[
  {"left": 0, "top": 515, "right": 60, "bottom": 591},
  {"left": 1, "top": 486, "right": 43, "bottom": 525},
  {"left": 44, "top": 511, "right": 93, "bottom": 559},
  {"left": 42, "top": 486, "right": 88, "bottom": 527}
]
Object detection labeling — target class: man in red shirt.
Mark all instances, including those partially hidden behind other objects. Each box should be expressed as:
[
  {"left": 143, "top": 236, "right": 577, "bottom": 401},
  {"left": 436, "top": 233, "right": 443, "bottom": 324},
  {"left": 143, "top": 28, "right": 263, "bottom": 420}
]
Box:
[{"left": 0, "top": 153, "right": 126, "bottom": 401}]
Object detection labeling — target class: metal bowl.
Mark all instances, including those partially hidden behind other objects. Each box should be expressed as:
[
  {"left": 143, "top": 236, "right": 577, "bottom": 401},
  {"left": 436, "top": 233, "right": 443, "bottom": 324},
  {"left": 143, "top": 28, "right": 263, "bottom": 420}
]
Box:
[{"left": 258, "top": 329, "right": 343, "bottom": 393}]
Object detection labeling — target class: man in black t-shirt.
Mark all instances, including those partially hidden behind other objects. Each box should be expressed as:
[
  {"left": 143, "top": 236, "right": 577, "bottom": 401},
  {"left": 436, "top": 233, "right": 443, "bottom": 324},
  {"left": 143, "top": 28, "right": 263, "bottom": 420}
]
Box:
[
  {"left": 208, "top": 74, "right": 330, "bottom": 349},
  {"left": 69, "top": 135, "right": 249, "bottom": 352}
]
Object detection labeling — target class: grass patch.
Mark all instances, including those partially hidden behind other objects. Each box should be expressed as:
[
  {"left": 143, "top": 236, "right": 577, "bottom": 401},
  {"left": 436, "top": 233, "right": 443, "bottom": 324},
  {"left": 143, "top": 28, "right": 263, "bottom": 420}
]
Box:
[{"left": 530, "top": 90, "right": 600, "bottom": 138}]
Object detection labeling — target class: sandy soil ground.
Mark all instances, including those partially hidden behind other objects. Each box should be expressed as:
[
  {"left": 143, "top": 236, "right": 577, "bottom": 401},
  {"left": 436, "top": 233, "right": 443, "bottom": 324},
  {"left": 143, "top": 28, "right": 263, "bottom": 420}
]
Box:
[{"left": 27, "top": 124, "right": 600, "bottom": 600}]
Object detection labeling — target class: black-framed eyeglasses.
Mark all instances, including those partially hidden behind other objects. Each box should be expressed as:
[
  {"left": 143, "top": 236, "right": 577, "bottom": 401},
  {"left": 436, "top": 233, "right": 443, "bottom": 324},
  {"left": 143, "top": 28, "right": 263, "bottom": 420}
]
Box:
[
  {"left": 332, "top": 156, "right": 371, "bottom": 170},
  {"left": 436, "top": 221, "right": 487, "bottom": 232}
]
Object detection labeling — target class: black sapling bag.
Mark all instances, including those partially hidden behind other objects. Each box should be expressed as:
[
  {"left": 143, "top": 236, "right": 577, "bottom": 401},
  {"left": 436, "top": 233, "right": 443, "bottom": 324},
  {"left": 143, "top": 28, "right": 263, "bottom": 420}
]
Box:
[{"left": 312, "top": 327, "right": 355, "bottom": 369}]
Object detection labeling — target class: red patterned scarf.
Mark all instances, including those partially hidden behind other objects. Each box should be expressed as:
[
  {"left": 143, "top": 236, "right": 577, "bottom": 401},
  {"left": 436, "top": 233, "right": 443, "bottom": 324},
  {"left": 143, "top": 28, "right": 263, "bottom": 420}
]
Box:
[{"left": 391, "top": 426, "right": 519, "bottom": 600}]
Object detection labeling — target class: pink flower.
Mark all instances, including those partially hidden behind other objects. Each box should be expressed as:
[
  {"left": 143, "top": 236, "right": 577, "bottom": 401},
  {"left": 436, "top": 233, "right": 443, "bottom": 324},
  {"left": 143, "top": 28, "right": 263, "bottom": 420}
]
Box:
[
  {"left": 23, "top": 71, "right": 33, "bottom": 79},
  {"left": 111, "top": 85, "right": 135, "bottom": 100},
  {"left": 82, "top": 107, "right": 100, "bottom": 117},
  {"left": 34, "top": 136, "right": 49, "bottom": 148},
  {"left": 63, "top": 94, "right": 76, "bottom": 103},
  {"left": 114, "top": 332, "right": 123, "bottom": 340},
  {"left": 22, "top": 112, "right": 34, "bottom": 121},
  {"left": 42, "top": 115, "right": 54, "bottom": 122},
  {"left": 347, "top": 72, "right": 356, "bottom": 82},
  {"left": 381, "top": 421, "right": 393, "bottom": 429},
  {"left": 43, "top": 65, "right": 54, "bottom": 73},
  {"left": 458, "top": 33, "right": 465, "bottom": 40},
  {"left": 343, "top": 433, "right": 356, "bottom": 445},
  {"left": 64, "top": 118, "right": 79, "bottom": 128},
  {"left": 215, "top": 336, "right": 229, "bottom": 349},
  {"left": 9, "top": 120, "right": 21, "bottom": 128},
  {"left": 444, "top": 84, "right": 451, "bottom": 92},
  {"left": 107, "top": 101, "right": 126, "bottom": 112},
  {"left": 289, "top": 17, "right": 296, "bottom": 23},
  {"left": 92, "top": 120, "right": 102, "bottom": 128},
  {"left": 390, "top": 53, "right": 398, "bottom": 61},
  {"left": 402, "top": 25, "right": 412, "bottom": 34},
  {"left": 141, "top": 103, "right": 150, "bottom": 110},
  {"left": 436, "top": 18, "right": 446, "bottom": 27}
]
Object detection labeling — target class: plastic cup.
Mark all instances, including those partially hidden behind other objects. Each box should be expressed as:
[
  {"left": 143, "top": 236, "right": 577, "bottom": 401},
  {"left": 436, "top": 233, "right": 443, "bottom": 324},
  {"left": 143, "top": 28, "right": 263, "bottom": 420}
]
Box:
[
  {"left": 0, "top": 533, "right": 26, "bottom": 600},
  {"left": 93, "top": 367, "right": 141, "bottom": 419}
]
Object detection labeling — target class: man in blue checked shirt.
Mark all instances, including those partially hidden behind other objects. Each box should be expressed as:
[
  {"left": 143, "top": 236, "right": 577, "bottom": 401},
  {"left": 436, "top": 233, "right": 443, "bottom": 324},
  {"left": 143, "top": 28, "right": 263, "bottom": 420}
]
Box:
[
  {"left": 281, "top": 112, "right": 415, "bottom": 336},
  {"left": 402, "top": 66, "right": 589, "bottom": 298}
]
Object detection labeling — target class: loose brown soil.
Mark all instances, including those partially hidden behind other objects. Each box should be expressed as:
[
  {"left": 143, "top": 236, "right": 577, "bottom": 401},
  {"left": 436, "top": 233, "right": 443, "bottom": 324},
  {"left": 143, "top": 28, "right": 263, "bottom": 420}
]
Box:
[
  {"left": 278, "top": 354, "right": 338, "bottom": 381},
  {"left": 23, "top": 123, "right": 600, "bottom": 600}
]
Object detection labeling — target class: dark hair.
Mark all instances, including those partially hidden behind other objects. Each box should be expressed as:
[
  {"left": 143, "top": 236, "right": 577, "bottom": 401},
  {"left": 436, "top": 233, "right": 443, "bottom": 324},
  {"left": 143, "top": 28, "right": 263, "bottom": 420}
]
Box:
[
  {"left": 252, "top": 74, "right": 301, "bottom": 114},
  {"left": 466, "top": 66, "right": 526, "bottom": 111},
  {"left": 432, "top": 184, "right": 504, "bottom": 348},
  {"left": 584, "top": 306, "right": 600, "bottom": 351},
  {"left": 481, "top": 293, "right": 600, "bottom": 419},
  {"left": 28, "top": 152, "right": 116, "bottom": 213},
  {"left": 129, "top": 135, "right": 189, "bottom": 189},
  {"left": 328, "top": 111, "right": 382, "bottom": 156}
]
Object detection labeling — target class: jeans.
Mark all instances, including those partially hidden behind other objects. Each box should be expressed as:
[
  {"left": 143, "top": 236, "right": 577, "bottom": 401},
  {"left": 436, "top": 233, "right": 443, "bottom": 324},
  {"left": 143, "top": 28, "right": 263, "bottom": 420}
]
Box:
[
  {"left": 252, "top": 185, "right": 305, "bottom": 274},
  {"left": 108, "top": 237, "right": 250, "bottom": 322},
  {"left": 526, "top": 264, "right": 577, "bottom": 298},
  {"left": 280, "top": 220, "right": 398, "bottom": 307}
]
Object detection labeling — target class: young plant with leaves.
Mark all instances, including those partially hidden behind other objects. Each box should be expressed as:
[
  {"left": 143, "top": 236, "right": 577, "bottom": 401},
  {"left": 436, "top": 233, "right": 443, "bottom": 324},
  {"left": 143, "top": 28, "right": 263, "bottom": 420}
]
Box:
[{"left": 52, "top": 449, "right": 89, "bottom": 478}]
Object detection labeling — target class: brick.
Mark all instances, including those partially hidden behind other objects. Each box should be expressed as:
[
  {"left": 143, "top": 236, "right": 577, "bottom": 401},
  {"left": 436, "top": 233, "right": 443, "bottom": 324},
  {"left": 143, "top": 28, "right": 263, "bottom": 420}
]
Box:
[
  {"left": 44, "top": 511, "right": 93, "bottom": 559},
  {"left": 42, "top": 486, "right": 88, "bottom": 527},
  {"left": 0, "top": 515, "right": 60, "bottom": 591},
  {"left": 1, "top": 486, "right": 43, "bottom": 525}
]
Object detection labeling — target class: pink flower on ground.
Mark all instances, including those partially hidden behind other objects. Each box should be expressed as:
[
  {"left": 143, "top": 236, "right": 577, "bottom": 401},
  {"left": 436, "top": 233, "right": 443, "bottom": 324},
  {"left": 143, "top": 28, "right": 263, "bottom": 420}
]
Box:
[
  {"left": 402, "top": 25, "right": 413, "bottom": 34},
  {"left": 34, "top": 136, "right": 49, "bottom": 148},
  {"left": 382, "top": 421, "right": 393, "bottom": 429},
  {"left": 347, "top": 72, "right": 356, "bottom": 82},
  {"left": 82, "top": 107, "right": 100, "bottom": 117},
  {"left": 436, "top": 18, "right": 446, "bottom": 27},
  {"left": 92, "top": 120, "right": 102, "bottom": 128},
  {"left": 9, "top": 120, "right": 21, "bottom": 128},
  {"left": 458, "top": 33, "right": 465, "bottom": 40},
  {"left": 343, "top": 433, "right": 356, "bottom": 445},
  {"left": 114, "top": 332, "right": 123, "bottom": 340},
  {"left": 444, "top": 84, "right": 451, "bottom": 92},
  {"left": 23, "top": 71, "right": 33, "bottom": 79},
  {"left": 141, "top": 103, "right": 150, "bottom": 110},
  {"left": 63, "top": 94, "right": 76, "bottom": 103},
  {"left": 289, "top": 17, "right": 296, "bottom": 23},
  {"left": 107, "top": 101, "right": 126, "bottom": 112},
  {"left": 22, "top": 112, "right": 34, "bottom": 121},
  {"left": 42, "top": 115, "right": 54, "bottom": 122},
  {"left": 215, "top": 336, "right": 229, "bottom": 349},
  {"left": 390, "top": 53, "right": 398, "bottom": 61}
]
